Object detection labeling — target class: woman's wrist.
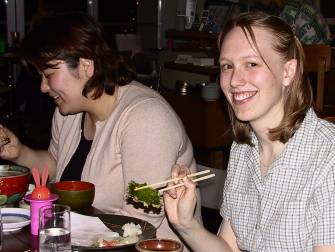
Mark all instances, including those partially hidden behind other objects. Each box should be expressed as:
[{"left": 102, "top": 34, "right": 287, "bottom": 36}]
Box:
[
  {"left": 175, "top": 217, "right": 202, "bottom": 236},
  {"left": 12, "top": 143, "right": 27, "bottom": 164}
]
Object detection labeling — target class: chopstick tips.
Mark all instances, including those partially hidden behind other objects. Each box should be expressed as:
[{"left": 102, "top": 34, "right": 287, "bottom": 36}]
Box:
[
  {"left": 158, "top": 173, "right": 215, "bottom": 193},
  {"left": 134, "top": 169, "right": 215, "bottom": 193}
]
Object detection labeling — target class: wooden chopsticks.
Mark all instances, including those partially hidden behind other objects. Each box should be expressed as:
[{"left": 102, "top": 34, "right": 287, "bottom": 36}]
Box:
[
  {"left": 158, "top": 173, "right": 215, "bottom": 193},
  {"left": 134, "top": 169, "right": 215, "bottom": 193}
]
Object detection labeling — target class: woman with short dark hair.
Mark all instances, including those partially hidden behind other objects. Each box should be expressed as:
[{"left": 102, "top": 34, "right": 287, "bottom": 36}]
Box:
[{"left": 0, "top": 12, "right": 201, "bottom": 246}]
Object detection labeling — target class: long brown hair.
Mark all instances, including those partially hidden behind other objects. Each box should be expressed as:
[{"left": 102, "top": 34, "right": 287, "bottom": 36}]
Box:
[
  {"left": 20, "top": 12, "right": 135, "bottom": 99},
  {"left": 219, "top": 11, "right": 313, "bottom": 145}
]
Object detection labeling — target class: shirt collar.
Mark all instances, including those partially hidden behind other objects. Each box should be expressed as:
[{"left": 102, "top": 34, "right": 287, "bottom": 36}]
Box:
[
  {"left": 280, "top": 108, "right": 318, "bottom": 170},
  {"left": 246, "top": 108, "right": 317, "bottom": 172}
]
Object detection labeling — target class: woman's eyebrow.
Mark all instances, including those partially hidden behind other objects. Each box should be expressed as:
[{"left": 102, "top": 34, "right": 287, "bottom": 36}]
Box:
[{"left": 219, "top": 54, "right": 259, "bottom": 62}]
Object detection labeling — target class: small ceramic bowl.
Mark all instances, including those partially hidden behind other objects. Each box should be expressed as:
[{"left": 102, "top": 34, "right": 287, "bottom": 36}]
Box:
[
  {"left": 0, "top": 164, "right": 30, "bottom": 205},
  {"left": 51, "top": 181, "right": 95, "bottom": 210},
  {"left": 135, "top": 239, "right": 184, "bottom": 252}
]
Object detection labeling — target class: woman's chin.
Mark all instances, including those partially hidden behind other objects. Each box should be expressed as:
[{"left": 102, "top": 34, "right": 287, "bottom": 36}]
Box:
[
  {"left": 58, "top": 106, "right": 71, "bottom": 116},
  {"left": 234, "top": 110, "right": 254, "bottom": 123}
]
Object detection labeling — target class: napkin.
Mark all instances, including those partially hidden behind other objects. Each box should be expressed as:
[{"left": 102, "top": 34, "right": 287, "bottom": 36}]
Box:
[{"left": 71, "top": 212, "right": 120, "bottom": 247}]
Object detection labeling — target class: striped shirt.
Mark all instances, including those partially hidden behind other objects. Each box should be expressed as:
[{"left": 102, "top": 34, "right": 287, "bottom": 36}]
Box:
[{"left": 221, "top": 109, "right": 335, "bottom": 251}]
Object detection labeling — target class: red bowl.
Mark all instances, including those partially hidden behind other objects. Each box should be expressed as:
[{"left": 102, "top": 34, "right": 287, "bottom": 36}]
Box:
[
  {"left": 0, "top": 165, "right": 30, "bottom": 205},
  {"left": 135, "top": 239, "right": 184, "bottom": 252},
  {"left": 51, "top": 181, "right": 95, "bottom": 210}
]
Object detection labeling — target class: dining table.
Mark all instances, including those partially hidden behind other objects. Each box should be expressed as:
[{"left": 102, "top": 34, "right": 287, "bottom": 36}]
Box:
[{"left": 2, "top": 206, "right": 140, "bottom": 252}]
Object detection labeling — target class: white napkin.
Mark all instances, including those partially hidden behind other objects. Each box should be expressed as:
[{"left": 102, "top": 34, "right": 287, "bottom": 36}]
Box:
[{"left": 71, "top": 212, "right": 120, "bottom": 247}]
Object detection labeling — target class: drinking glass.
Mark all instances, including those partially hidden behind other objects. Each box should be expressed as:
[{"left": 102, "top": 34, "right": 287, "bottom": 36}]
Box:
[
  {"left": 39, "top": 204, "right": 71, "bottom": 252},
  {"left": 135, "top": 238, "right": 183, "bottom": 252},
  {"left": 0, "top": 208, "right": 2, "bottom": 250}
]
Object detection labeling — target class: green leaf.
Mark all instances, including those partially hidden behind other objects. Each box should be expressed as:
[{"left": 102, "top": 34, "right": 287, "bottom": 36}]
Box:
[{"left": 127, "top": 181, "right": 161, "bottom": 209}]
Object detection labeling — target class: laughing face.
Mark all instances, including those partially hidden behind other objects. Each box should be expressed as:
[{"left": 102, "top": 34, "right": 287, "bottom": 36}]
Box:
[
  {"left": 40, "top": 60, "right": 90, "bottom": 115},
  {"left": 219, "top": 26, "right": 292, "bottom": 128}
]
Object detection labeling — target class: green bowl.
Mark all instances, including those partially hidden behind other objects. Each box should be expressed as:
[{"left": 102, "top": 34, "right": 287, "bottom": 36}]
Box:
[{"left": 51, "top": 181, "right": 95, "bottom": 210}]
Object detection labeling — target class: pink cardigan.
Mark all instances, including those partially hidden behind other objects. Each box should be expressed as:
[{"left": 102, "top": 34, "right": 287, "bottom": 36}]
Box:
[{"left": 49, "top": 82, "right": 201, "bottom": 244}]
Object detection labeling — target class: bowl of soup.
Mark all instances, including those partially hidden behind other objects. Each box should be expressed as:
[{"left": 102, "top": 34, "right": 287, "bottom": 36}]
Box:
[
  {"left": 0, "top": 164, "right": 30, "bottom": 205},
  {"left": 51, "top": 181, "right": 95, "bottom": 210}
]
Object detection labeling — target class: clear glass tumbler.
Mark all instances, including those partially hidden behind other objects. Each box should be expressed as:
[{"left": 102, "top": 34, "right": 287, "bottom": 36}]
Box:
[
  {"left": 0, "top": 208, "right": 2, "bottom": 250},
  {"left": 39, "top": 204, "right": 71, "bottom": 252}
]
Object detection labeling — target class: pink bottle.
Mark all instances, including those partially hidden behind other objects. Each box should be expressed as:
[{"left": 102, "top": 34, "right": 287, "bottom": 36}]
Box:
[
  {"left": 25, "top": 194, "right": 59, "bottom": 235},
  {"left": 25, "top": 166, "right": 58, "bottom": 235}
]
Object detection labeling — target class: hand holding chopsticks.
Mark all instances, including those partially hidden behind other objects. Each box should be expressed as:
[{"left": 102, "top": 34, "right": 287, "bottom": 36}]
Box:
[
  {"left": 134, "top": 169, "right": 215, "bottom": 193},
  {"left": 158, "top": 173, "right": 215, "bottom": 193},
  {"left": 0, "top": 137, "right": 10, "bottom": 147}
]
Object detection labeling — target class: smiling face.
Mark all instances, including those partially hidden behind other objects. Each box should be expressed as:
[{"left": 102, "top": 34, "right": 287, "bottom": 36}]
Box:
[
  {"left": 219, "top": 26, "right": 294, "bottom": 129},
  {"left": 40, "top": 59, "right": 92, "bottom": 115}
]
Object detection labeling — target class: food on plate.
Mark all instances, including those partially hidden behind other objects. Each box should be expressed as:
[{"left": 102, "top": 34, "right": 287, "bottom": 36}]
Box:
[
  {"left": 126, "top": 181, "right": 161, "bottom": 210},
  {"left": 122, "top": 222, "right": 142, "bottom": 237},
  {"left": 94, "top": 222, "right": 142, "bottom": 248}
]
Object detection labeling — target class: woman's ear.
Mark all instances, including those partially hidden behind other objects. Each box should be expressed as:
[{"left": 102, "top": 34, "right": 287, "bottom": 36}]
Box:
[
  {"left": 79, "top": 58, "right": 94, "bottom": 78},
  {"left": 282, "top": 58, "right": 297, "bottom": 87}
]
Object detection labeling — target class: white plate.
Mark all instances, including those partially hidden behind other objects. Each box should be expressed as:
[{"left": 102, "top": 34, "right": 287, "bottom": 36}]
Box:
[{"left": 2, "top": 208, "right": 30, "bottom": 232}]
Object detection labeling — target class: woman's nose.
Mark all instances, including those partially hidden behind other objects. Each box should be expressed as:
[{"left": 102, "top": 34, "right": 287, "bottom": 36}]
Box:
[
  {"left": 40, "top": 79, "right": 50, "bottom": 93},
  {"left": 230, "top": 68, "right": 246, "bottom": 87}
]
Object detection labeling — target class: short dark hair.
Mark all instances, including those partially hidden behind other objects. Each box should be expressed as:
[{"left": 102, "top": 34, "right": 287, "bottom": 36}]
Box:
[
  {"left": 219, "top": 12, "right": 313, "bottom": 145},
  {"left": 20, "top": 11, "right": 135, "bottom": 99}
]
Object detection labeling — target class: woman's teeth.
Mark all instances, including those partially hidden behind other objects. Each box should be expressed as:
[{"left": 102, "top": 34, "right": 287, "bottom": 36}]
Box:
[{"left": 233, "top": 91, "right": 257, "bottom": 101}]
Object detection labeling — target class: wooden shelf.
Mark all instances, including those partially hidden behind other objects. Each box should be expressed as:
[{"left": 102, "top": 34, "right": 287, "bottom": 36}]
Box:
[
  {"left": 165, "top": 29, "right": 219, "bottom": 40},
  {"left": 164, "top": 62, "right": 219, "bottom": 75},
  {"left": 172, "top": 47, "right": 219, "bottom": 54},
  {"left": 162, "top": 92, "right": 232, "bottom": 149},
  {"left": 164, "top": 30, "right": 220, "bottom": 79}
]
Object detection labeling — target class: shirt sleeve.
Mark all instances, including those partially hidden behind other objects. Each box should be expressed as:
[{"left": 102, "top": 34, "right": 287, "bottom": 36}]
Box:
[
  {"left": 312, "top": 155, "right": 335, "bottom": 246},
  {"left": 220, "top": 142, "right": 237, "bottom": 221},
  {"left": 48, "top": 108, "right": 61, "bottom": 160},
  {"left": 118, "top": 98, "right": 192, "bottom": 227}
]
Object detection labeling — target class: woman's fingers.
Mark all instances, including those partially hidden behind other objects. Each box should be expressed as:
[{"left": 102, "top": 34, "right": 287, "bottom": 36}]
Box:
[
  {"left": 168, "top": 164, "right": 182, "bottom": 198},
  {"left": 163, "top": 175, "right": 197, "bottom": 228},
  {"left": 164, "top": 165, "right": 198, "bottom": 228},
  {"left": 167, "top": 164, "right": 191, "bottom": 198},
  {"left": 0, "top": 124, "right": 8, "bottom": 138},
  {"left": 0, "top": 125, "right": 15, "bottom": 145},
  {"left": 0, "top": 125, "right": 21, "bottom": 161},
  {"left": 171, "top": 164, "right": 190, "bottom": 177}
]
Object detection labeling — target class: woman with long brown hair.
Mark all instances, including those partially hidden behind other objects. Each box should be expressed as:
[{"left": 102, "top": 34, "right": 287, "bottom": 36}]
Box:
[{"left": 164, "top": 11, "right": 335, "bottom": 252}]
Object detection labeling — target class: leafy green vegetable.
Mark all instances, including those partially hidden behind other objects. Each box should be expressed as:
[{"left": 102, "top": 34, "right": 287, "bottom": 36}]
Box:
[{"left": 127, "top": 181, "right": 161, "bottom": 210}]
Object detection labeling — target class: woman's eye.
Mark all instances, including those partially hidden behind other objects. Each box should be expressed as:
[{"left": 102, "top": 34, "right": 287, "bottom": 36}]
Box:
[
  {"left": 43, "top": 72, "right": 53, "bottom": 79},
  {"left": 247, "top": 62, "right": 257, "bottom": 67},
  {"left": 221, "top": 64, "right": 232, "bottom": 71}
]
